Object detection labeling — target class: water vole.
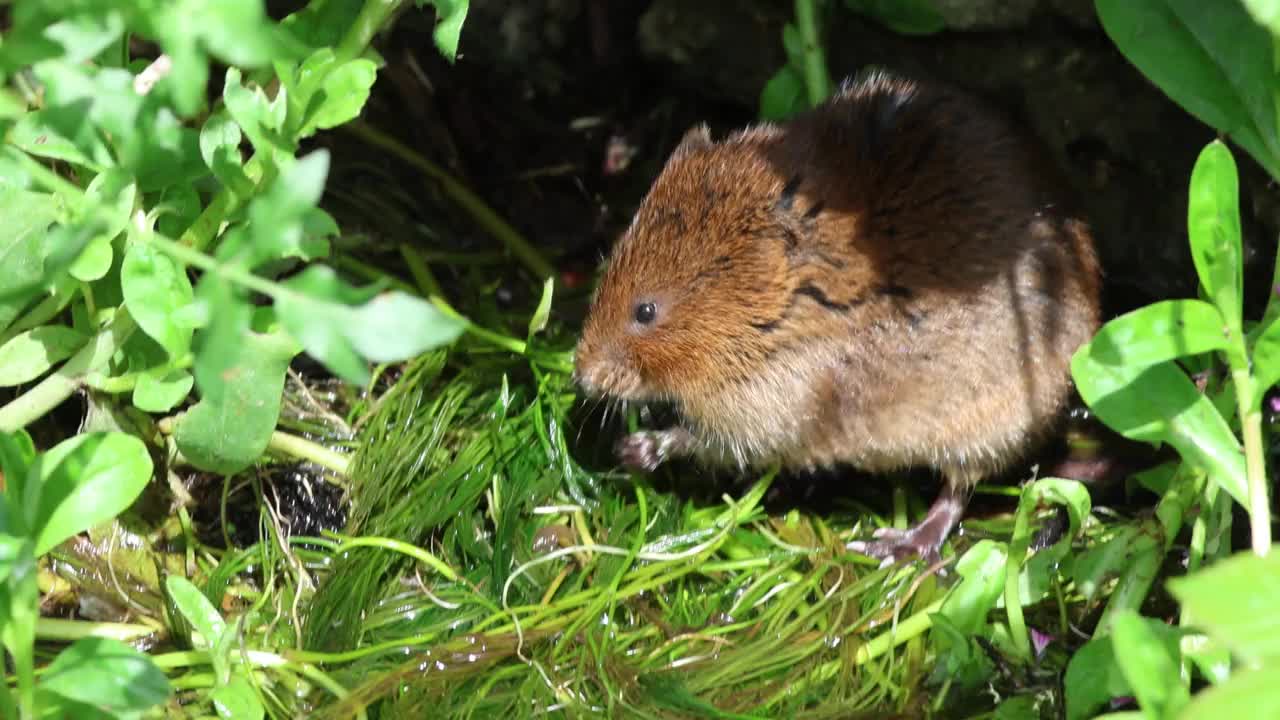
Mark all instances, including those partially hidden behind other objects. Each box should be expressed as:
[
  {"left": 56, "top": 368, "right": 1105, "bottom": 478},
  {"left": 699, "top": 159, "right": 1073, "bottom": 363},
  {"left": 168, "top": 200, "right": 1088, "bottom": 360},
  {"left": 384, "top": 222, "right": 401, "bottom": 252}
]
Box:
[{"left": 573, "top": 70, "right": 1102, "bottom": 563}]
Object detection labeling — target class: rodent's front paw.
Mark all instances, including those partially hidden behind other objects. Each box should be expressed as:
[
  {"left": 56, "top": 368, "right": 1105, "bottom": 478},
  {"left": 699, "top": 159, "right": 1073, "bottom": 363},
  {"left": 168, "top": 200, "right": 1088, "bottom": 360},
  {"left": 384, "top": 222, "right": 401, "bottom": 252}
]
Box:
[{"left": 616, "top": 432, "right": 666, "bottom": 472}]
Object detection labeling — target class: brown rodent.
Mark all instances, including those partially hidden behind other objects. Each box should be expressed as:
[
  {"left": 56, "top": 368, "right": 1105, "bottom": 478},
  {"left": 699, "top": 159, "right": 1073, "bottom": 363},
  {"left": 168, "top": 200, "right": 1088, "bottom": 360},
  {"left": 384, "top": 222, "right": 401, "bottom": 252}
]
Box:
[{"left": 572, "top": 70, "right": 1102, "bottom": 563}]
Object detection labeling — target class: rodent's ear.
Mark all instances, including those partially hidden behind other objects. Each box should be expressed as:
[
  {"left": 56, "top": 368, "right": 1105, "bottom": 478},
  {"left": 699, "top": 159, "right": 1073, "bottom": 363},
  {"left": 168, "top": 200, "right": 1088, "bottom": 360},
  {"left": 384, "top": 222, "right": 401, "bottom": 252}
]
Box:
[{"left": 673, "top": 123, "right": 713, "bottom": 157}]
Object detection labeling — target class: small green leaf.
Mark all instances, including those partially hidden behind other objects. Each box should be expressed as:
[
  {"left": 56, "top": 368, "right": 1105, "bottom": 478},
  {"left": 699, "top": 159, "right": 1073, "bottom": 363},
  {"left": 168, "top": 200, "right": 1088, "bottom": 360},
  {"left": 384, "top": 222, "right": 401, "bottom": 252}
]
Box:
[
  {"left": 528, "top": 276, "right": 554, "bottom": 339},
  {"left": 199, "top": 110, "right": 253, "bottom": 197},
  {"left": 1071, "top": 349, "right": 1248, "bottom": 509},
  {"left": 936, "top": 539, "right": 1007, "bottom": 635},
  {"left": 1069, "top": 526, "right": 1140, "bottom": 602},
  {"left": 133, "top": 367, "right": 194, "bottom": 413},
  {"left": 0, "top": 11, "right": 125, "bottom": 68},
  {"left": 1088, "top": 299, "right": 1229, "bottom": 367},
  {"left": 211, "top": 675, "right": 265, "bottom": 720},
  {"left": 0, "top": 326, "right": 88, "bottom": 387},
  {"left": 1064, "top": 635, "right": 1131, "bottom": 720},
  {"left": 223, "top": 67, "right": 291, "bottom": 159},
  {"left": 276, "top": 266, "right": 466, "bottom": 385},
  {"left": 0, "top": 188, "right": 63, "bottom": 301},
  {"left": 1110, "top": 611, "right": 1190, "bottom": 718},
  {"left": 69, "top": 169, "right": 135, "bottom": 283},
  {"left": 122, "top": 241, "right": 196, "bottom": 358},
  {"left": 1187, "top": 141, "right": 1243, "bottom": 333},
  {"left": 1167, "top": 550, "right": 1280, "bottom": 665},
  {"left": 992, "top": 696, "right": 1040, "bottom": 720},
  {"left": 8, "top": 113, "right": 108, "bottom": 170},
  {"left": 36, "top": 637, "right": 170, "bottom": 714},
  {"left": 419, "top": 0, "right": 469, "bottom": 61},
  {"left": 0, "top": 431, "right": 36, "bottom": 512},
  {"left": 175, "top": 320, "right": 299, "bottom": 474},
  {"left": 165, "top": 575, "right": 225, "bottom": 649},
  {"left": 1177, "top": 667, "right": 1280, "bottom": 719},
  {"left": 760, "top": 65, "right": 807, "bottom": 121},
  {"left": 297, "top": 58, "right": 378, "bottom": 138},
  {"left": 28, "top": 432, "right": 153, "bottom": 556}
]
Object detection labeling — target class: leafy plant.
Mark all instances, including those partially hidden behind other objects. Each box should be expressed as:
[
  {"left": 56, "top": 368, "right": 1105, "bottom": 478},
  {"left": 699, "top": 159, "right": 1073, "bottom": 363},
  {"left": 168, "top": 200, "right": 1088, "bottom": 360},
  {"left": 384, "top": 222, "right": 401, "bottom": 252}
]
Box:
[
  {"left": 0, "top": 0, "right": 474, "bottom": 479},
  {"left": 0, "top": 430, "right": 167, "bottom": 718},
  {"left": 760, "top": 0, "right": 944, "bottom": 119}
]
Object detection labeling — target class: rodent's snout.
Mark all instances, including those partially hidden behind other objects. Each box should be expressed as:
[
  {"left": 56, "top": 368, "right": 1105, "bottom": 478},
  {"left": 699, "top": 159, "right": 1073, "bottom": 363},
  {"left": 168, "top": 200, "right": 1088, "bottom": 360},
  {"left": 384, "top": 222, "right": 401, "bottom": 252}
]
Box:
[{"left": 571, "top": 339, "right": 642, "bottom": 400}]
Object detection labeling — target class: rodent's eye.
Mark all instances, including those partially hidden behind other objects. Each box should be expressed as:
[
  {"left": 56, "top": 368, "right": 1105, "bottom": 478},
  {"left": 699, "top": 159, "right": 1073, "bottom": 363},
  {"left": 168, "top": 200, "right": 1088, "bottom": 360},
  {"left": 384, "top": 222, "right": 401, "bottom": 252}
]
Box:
[{"left": 633, "top": 302, "right": 657, "bottom": 325}]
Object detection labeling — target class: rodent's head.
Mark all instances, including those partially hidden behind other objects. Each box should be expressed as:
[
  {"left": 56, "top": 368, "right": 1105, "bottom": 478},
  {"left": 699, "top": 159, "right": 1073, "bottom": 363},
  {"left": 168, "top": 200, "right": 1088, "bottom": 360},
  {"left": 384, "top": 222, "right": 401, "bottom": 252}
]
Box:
[{"left": 574, "top": 125, "right": 802, "bottom": 405}]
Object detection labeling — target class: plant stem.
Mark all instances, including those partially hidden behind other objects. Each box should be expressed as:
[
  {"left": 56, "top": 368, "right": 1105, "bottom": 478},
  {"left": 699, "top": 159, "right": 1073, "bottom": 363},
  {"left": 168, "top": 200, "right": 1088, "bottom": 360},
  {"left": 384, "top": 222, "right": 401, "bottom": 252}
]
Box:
[
  {"left": 36, "top": 618, "right": 157, "bottom": 642},
  {"left": 793, "top": 0, "right": 832, "bottom": 107},
  {"left": 267, "top": 431, "right": 350, "bottom": 476},
  {"left": 1231, "top": 368, "right": 1272, "bottom": 556},
  {"left": 342, "top": 121, "right": 555, "bottom": 281},
  {"left": 336, "top": 0, "right": 404, "bottom": 63},
  {"left": 0, "top": 310, "right": 137, "bottom": 432}
]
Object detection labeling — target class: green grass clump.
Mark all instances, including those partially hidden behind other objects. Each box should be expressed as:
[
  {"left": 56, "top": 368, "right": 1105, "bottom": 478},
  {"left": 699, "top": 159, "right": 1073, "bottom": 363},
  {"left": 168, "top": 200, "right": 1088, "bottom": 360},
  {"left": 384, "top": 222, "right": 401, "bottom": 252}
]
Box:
[{"left": 296, "top": 341, "right": 949, "bottom": 718}]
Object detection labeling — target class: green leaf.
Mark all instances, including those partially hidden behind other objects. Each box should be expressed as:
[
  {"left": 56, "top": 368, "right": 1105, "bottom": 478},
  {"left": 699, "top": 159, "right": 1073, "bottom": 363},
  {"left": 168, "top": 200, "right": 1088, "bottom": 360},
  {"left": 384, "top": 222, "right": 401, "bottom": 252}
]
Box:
[
  {"left": 1087, "top": 299, "right": 1228, "bottom": 367},
  {"left": 1071, "top": 348, "right": 1248, "bottom": 509},
  {"left": 1167, "top": 550, "right": 1280, "bottom": 665},
  {"left": 0, "top": 188, "right": 63, "bottom": 301},
  {"left": 1065, "top": 635, "right": 1132, "bottom": 720},
  {"left": 1110, "top": 611, "right": 1189, "bottom": 718},
  {"left": 133, "top": 367, "right": 194, "bottom": 413},
  {"left": 164, "top": 575, "right": 225, "bottom": 649},
  {"left": 0, "top": 431, "right": 36, "bottom": 516},
  {"left": 0, "top": 11, "right": 126, "bottom": 68},
  {"left": 297, "top": 58, "right": 378, "bottom": 139},
  {"left": 528, "top": 276, "right": 554, "bottom": 339},
  {"left": 69, "top": 168, "right": 136, "bottom": 283},
  {"left": 211, "top": 676, "right": 265, "bottom": 720},
  {"left": 36, "top": 637, "right": 170, "bottom": 714},
  {"left": 188, "top": 274, "right": 250, "bottom": 408},
  {"left": 222, "top": 67, "right": 292, "bottom": 159},
  {"left": 36, "top": 61, "right": 206, "bottom": 190},
  {"left": 276, "top": 266, "right": 466, "bottom": 385},
  {"left": 121, "top": 242, "right": 196, "bottom": 359},
  {"left": 145, "top": 0, "right": 306, "bottom": 116},
  {"left": 1069, "top": 526, "right": 1140, "bottom": 602},
  {"left": 1007, "top": 479, "right": 1092, "bottom": 606},
  {"left": 760, "top": 66, "right": 807, "bottom": 121},
  {"left": 937, "top": 540, "right": 1007, "bottom": 635},
  {"left": 1188, "top": 141, "right": 1243, "bottom": 334},
  {"left": 28, "top": 432, "right": 153, "bottom": 556},
  {"left": 992, "top": 696, "right": 1040, "bottom": 720},
  {"left": 419, "top": 0, "right": 470, "bottom": 61},
  {"left": 9, "top": 112, "right": 108, "bottom": 170},
  {"left": 1242, "top": 0, "right": 1280, "bottom": 35},
  {"left": 0, "top": 326, "right": 88, "bottom": 387},
  {"left": 1095, "top": 0, "right": 1280, "bottom": 180},
  {"left": 199, "top": 110, "right": 253, "bottom": 197},
  {"left": 1178, "top": 667, "right": 1280, "bottom": 719},
  {"left": 242, "top": 150, "right": 331, "bottom": 266},
  {"left": 175, "top": 320, "right": 299, "bottom": 474},
  {"left": 844, "top": 0, "right": 946, "bottom": 34}
]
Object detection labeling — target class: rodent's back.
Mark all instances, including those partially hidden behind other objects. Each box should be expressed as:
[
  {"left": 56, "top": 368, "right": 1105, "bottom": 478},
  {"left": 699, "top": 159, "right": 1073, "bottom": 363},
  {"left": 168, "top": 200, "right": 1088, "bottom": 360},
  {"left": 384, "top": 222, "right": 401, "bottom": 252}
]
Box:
[{"left": 576, "top": 70, "right": 1101, "bottom": 474}]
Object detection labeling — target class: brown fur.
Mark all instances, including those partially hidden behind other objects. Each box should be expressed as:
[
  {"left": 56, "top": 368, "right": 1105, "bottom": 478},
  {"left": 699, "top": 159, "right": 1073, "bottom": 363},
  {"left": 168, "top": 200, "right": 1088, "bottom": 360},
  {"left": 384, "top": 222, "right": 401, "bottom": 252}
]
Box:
[{"left": 574, "top": 71, "right": 1101, "bottom": 527}]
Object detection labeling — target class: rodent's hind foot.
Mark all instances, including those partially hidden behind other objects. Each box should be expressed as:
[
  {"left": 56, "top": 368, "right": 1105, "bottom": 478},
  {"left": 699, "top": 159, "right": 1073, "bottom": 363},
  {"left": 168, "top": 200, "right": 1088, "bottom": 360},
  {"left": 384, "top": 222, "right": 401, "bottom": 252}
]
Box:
[
  {"left": 847, "top": 527, "right": 944, "bottom": 568},
  {"left": 846, "top": 481, "right": 969, "bottom": 568},
  {"left": 615, "top": 427, "right": 696, "bottom": 473}
]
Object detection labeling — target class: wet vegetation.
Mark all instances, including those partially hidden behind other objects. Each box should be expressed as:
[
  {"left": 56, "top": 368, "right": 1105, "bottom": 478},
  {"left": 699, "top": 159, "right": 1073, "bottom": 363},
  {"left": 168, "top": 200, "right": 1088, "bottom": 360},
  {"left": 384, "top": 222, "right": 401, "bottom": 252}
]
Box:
[{"left": 0, "top": 0, "right": 1279, "bottom": 718}]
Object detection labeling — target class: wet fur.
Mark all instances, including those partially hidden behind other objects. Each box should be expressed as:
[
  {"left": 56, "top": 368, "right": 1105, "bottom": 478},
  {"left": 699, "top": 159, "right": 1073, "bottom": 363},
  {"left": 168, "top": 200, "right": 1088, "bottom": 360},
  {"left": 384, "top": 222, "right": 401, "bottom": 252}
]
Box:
[{"left": 574, "top": 70, "right": 1102, "bottom": 492}]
